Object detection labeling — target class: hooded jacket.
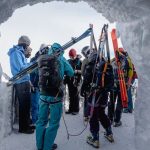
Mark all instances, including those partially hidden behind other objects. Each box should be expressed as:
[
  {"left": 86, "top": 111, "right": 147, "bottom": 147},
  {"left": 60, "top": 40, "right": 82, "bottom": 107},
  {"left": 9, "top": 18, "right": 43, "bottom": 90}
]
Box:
[
  {"left": 8, "top": 45, "right": 30, "bottom": 84},
  {"left": 39, "top": 43, "right": 74, "bottom": 97}
]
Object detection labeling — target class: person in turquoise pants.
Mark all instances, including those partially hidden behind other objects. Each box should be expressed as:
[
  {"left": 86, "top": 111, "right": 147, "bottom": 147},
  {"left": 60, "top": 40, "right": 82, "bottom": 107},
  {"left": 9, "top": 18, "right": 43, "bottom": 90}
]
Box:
[{"left": 36, "top": 43, "right": 74, "bottom": 150}]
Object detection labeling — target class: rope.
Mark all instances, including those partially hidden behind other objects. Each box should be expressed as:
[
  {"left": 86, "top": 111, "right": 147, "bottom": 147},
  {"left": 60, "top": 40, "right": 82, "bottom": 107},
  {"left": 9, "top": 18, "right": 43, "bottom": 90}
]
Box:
[
  {"left": 62, "top": 84, "right": 89, "bottom": 140},
  {"left": 62, "top": 112, "right": 89, "bottom": 140}
]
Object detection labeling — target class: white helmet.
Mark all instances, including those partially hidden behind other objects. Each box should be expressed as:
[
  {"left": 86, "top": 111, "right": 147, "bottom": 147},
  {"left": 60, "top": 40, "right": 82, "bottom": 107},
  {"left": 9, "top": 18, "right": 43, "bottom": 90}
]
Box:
[
  {"left": 39, "top": 43, "right": 50, "bottom": 54},
  {"left": 81, "top": 46, "right": 91, "bottom": 58}
]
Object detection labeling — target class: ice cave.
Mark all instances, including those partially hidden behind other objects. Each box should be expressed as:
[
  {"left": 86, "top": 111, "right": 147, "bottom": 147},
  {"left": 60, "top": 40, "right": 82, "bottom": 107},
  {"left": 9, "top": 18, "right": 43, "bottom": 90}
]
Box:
[{"left": 0, "top": 0, "right": 150, "bottom": 150}]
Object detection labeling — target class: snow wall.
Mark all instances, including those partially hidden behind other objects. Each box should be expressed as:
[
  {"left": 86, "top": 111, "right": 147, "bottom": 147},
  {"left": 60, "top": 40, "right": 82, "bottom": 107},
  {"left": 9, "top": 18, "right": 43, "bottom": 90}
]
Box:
[
  {"left": 0, "top": 0, "right": 150, "bottom": 150},
  {"left": 0, "top": 82, "right": 12, "bottom": 140}
]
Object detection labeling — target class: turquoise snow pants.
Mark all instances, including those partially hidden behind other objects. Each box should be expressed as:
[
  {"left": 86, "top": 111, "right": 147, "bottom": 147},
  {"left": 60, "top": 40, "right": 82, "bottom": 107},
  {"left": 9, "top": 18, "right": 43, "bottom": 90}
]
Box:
[{"left": 36, "top": 95, "right": 62, "bottom": 150}]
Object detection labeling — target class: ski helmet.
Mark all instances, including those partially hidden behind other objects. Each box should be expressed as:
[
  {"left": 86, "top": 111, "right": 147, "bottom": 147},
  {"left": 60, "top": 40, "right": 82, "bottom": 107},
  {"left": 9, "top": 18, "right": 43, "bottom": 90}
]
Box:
[
  {"left": 81, "top": 46, "right": 91, "bottom": 58},
  {"left": 69, "top": 49, "right": 77, "bottom": 58},
  {"left": 39, "top": 43, "right": 50, "bottom": 55}
]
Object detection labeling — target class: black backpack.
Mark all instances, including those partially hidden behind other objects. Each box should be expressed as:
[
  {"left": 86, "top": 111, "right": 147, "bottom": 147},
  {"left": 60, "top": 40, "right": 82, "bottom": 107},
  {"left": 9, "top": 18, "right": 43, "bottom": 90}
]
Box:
[
  {"left": 38, "top": 54, "right": 62, "bottom": 94},
  {"left": 97, "top": 61, "right": 114, "bottom": 91}
]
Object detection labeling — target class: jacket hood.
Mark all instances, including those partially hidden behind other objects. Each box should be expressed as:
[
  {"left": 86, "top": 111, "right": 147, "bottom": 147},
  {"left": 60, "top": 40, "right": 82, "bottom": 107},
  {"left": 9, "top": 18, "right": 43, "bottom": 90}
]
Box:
[
  {"left": 8, "top": 45, "right": 24, "bottom": 56},
  {"left": 48, "top": 43, "right": 64, "bottom": 56}
]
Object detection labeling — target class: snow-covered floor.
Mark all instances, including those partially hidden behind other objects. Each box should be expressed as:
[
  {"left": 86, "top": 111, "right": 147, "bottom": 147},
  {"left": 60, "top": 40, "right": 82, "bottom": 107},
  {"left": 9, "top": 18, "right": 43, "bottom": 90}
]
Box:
[{"left": 0, "top": 107, "right": 135, "bottom": 150}]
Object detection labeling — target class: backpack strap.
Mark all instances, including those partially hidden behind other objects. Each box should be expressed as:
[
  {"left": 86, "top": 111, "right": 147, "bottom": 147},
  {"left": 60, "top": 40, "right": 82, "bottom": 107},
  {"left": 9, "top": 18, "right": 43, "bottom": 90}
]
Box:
[
  {"left": 102, "top": 62, "right": 108, "bottom": 87},
  {"left": 40, "top": 97, "right": 62, "bottom": 105}
]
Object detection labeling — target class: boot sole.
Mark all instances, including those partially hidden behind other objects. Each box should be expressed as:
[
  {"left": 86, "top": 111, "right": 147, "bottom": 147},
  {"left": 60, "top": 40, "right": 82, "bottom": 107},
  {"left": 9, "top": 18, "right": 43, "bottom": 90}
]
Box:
[
  {"left": 104, "top": 135, "right": 115, "bottom": 143},
  {"left": 87, "top": 140, "right": 99, "bottom": 148}
]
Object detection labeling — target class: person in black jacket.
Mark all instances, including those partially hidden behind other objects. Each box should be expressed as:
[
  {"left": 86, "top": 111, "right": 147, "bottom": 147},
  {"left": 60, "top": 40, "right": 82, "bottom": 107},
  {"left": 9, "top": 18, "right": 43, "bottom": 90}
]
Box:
[
  {"left": 81, "top": 52, "right": 114, "bottom": 148},
  {"left": 64, "top": 48, "right": 82, "bottom": 115}
]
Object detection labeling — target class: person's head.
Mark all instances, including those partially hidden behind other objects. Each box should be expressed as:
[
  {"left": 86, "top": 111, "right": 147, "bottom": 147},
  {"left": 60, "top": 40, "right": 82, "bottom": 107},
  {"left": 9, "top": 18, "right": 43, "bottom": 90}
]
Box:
[
  {"left": 49, "top": 43, "right": 63, "bottom": 55},
  {"left": 24, "top": 46, "right": 32, "bottom": 58},
  {"left": 39, "top": 43, "right": 50, "bottom": 55},
  {"left": 18, "top": 35, "right": 31, "bottom": 48},
  {"left": 81, "top": 46, "right": 91, "bottom": 58},
  {"left": 118, "top": 47, "right": 128, "bottom": 56},
  {"left": 69, "top": 48, "right": 77, "bottom": 60}
]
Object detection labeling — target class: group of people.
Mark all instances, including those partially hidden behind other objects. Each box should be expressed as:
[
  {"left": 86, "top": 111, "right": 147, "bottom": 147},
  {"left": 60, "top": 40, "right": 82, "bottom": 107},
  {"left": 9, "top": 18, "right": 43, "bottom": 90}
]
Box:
[{"left": 8, "top": 35, "right": 138, "bottom": 150}]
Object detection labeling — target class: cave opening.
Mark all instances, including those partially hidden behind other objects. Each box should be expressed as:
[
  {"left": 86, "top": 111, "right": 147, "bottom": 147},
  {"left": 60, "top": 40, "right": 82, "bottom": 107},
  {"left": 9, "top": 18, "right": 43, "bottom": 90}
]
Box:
[{"left": 0, "top": 2, "right": 142, "bottom": 149}]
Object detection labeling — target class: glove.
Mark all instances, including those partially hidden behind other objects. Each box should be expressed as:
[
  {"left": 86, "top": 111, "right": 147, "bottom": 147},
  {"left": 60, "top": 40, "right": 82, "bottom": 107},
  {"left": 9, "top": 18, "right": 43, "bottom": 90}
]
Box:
[
  {"left": 74, "top": 70, "right": 81, "bottom": 74},
  {"left": 63, "top": 76, "right": 70, "bottom": 85}
]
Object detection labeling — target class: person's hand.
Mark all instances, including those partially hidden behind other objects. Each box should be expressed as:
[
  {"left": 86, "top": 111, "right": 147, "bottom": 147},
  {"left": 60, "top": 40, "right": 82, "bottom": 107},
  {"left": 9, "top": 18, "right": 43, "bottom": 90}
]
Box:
[{"left": 75, "top": 70, "right": 81, "bottom": 74}]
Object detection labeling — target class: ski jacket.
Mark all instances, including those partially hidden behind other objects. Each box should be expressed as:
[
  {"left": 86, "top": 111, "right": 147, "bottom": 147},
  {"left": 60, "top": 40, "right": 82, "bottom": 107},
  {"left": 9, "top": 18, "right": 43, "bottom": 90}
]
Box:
[
  {"left": 111, "top": 56, "right": 133, "bottom": 86},
  {"left": 8, "top": 45, "right": 31, "bottom": 84},
  {"left": 124, "top": 56, "right": 133, "bottom": 82},
  {"left": 64, "top": 58, "right": 82, "bottom": 86},
  {"left": 81, "top": 58, "right": 89, "bottom": 76}
]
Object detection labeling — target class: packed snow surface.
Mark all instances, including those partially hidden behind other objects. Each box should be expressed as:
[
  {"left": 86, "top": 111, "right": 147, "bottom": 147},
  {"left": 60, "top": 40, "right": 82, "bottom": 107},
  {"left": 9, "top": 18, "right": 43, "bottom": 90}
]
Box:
[{"left": 0, "top": 108, "right": 135, "bottom": 150}]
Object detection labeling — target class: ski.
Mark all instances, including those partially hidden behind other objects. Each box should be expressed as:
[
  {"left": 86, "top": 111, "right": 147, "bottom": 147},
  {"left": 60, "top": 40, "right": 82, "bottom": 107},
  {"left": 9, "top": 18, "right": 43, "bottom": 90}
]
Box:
[
  {"left": 111, "top": 29, "right": 128, "bottom": 108},
  {"left": 103, "top": 24, "right": 110, "bottom": 63},
  {"left": 8, "top": 27, "right": 92, "bottom": 85},
  {"left": 90, "top": 24, "right": 107, "bottom": 118}
]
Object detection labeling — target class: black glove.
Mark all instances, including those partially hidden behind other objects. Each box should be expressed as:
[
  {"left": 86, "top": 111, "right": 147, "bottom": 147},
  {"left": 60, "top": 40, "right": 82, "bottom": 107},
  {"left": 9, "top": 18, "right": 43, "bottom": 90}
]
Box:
[{"left": 63, "top": 76, "right": 70, "bottom": 85}]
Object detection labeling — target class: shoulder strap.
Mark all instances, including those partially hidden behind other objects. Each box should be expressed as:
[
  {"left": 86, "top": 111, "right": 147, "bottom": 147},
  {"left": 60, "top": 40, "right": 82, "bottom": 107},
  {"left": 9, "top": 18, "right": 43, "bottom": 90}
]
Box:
[{"left": 101, "top": 62, "right": 108, "bottom": 87}]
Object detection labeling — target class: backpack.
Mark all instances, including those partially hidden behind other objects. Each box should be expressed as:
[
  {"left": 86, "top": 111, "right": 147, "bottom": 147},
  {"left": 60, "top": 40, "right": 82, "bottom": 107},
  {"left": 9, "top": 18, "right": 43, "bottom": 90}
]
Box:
[
  {"left": 38, "top": 54, "right": 62, "bottom": 93},
  {"left": 97, "top": 60, "right": 114, "bottom": 91}
]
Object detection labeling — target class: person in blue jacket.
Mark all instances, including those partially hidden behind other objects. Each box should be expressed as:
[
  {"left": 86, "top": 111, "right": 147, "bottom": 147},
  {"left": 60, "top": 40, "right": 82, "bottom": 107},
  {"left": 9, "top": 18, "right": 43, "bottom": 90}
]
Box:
[
  {"left": 36, "top": 43, "right": 74, "bottom": 150},
  {"left": 8, "top": 35, "right": 34, "bottom": 134}
]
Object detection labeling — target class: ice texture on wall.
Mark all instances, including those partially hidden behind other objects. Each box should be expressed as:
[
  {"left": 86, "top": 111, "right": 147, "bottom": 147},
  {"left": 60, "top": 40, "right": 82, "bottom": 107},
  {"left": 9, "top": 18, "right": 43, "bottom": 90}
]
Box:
[
  {"left": 0, "top": 82, "right": 12, "bottom": 141},
  {"left": 0, "top": 0, "right": 150, "bottom": 149}
]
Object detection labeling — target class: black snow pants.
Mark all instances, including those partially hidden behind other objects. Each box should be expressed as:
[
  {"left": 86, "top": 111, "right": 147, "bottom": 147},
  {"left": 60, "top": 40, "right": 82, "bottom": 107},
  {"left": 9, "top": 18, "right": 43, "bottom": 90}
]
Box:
[
  {"left": 89, "top": 91, "right": 111, "bottom": 139},
  {"left": 67, "top": 82, "right": 80, "bottom": 113},
  {"left": 15, "top": 81, "right": 31, "bottom": 131},
  {"left": 108, "top": 86, "right": 123, "bottom": 123}
]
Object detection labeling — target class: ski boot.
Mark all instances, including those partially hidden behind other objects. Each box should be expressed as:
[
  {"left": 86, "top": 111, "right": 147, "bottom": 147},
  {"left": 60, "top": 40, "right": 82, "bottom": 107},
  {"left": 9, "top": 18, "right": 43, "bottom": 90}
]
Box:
[
  {"left": 86, "top": 133, "right": 100, "bottom": 148},
  {"left": 104, "top": 127, "right": 114, "bottom": 143},
  {"left": 51, "top": 143, "right": 57, "bottom": 150},
  {"left": 123, "top": 108, "right": 129, "bottom": 113},
  {"left": 84, "top": 116, "right": 90, "bottom": 122},
  {"left": 113, "top": 121, "right": 122, "bottom": 127}
]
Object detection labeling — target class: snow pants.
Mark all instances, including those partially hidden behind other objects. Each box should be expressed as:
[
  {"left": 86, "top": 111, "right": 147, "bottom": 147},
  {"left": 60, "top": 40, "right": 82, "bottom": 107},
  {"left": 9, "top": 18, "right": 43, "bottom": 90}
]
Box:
[
  {"left": 67, "top": 82, "right": 80, "bottom": 113},
  {"left": 108, "top": 88, "right": 123, "bottom": 123},
  {"left": 127, "top": 86, "right": 133, "bottom": 111},
  {"left": 15, "top": 81, "right": 31, "bottom": 131},
  {"left": 36, "top": 95, "right": 62, "bottom": 150},
  {"left": 31, "top": 88, "right": 40, "bottom": 124},
  {"left": 83, "top": 94, "right": 90, "bottom": 117},
  {"left": 89, "top": 92, "right": 110, "bottom": 140}
]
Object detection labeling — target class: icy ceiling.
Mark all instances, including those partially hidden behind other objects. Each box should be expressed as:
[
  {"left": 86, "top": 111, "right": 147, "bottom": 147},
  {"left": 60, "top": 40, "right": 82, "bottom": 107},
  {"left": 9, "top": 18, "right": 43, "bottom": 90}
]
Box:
[{"left": 0, "top": 0, "right": 150, "bottom": 150}]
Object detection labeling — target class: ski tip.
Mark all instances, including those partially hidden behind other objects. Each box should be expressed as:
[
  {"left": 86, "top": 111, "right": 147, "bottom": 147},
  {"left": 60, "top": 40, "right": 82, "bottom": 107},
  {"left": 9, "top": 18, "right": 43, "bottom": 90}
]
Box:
[{"left": 111, "top": 28, "right": 116, "bottom": 33}]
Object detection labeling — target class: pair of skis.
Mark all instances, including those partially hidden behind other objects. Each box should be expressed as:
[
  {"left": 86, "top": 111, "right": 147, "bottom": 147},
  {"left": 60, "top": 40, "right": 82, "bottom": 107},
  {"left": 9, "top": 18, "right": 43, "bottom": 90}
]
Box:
[
  {"left": 111, "top": 29, "right": 128, "bottom": 108},
  {"left": 8, "top": 27, "right": 93, "bottom": 86},
  {"left": 89, "top": 25, "right": 128, "bottom": 118},
  {"left": 89, "top": 24, "right": 110, "bottom": 118}
]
